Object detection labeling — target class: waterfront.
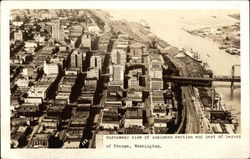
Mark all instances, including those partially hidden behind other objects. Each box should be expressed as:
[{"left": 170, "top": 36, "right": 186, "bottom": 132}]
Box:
[{"left": 108, "top": 9, "right": 241, "bottom": 133}]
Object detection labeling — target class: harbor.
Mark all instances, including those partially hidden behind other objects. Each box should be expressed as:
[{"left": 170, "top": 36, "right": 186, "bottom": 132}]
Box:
[
  {"left": 108, "top": 9, "right": 241, "bottom": 133},
  {"left": 9, "top": 9, "right": 242, "bottom": 150}
]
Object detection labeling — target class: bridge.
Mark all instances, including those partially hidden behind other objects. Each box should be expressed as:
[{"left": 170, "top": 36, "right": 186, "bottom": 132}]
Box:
[
  {"left": 101, "top": 65, "right": 240, "bottom": 88},
  {"left": 165, "top": 64, "right": 240, "bottom": 88},
  {"left": 163, "top": 75, "right": 240, "bottom": 87},
  {"left": 101, "top": 73, "right": 240, "bottom": 87},
  {"left": 164, "top": 75, "right": 240, "bottom": 82}
]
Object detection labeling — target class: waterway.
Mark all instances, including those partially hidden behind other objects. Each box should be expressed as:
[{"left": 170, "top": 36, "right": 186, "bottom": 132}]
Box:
[{"left": 107, "top": 9, "right": 241, "bottom": 133}]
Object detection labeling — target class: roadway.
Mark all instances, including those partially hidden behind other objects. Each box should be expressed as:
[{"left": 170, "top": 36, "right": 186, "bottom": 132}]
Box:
[
  {"left": 165, "top": 54, "right": 208, "bottom": 134},
  {"left": 182, "top": 86, "right": 200, "bottom": 133},
  {"left": 25, "top": 115, "right": 44, "bottom": 148}
]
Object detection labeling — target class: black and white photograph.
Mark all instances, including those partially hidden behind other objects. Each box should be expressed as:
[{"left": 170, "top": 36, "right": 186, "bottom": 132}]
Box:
[{"left": 1, "top": 1, "right": 249, "bottom": 159}]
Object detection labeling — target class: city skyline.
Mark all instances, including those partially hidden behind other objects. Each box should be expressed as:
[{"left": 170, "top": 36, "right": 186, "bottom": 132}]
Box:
[{"left": 7, "top": 8, "right": 241, "bottom": 150}]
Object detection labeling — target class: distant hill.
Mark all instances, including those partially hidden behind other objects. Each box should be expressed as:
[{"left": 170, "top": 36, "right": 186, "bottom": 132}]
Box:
[{"left": 228, "top": 14, "right": 240, "bottom": 20}]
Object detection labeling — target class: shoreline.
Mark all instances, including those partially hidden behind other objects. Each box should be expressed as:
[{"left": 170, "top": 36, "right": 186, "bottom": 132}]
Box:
[
  {"left": 182, "top": 24, "right": 240, "bottom": 56},
  {"left": 131, "top": 18, "right": 240, "bottom": 133}
]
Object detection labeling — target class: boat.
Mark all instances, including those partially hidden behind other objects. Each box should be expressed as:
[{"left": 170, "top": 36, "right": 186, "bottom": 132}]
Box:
[
  {"left": 181, "top": 48, "right": 202, "bottom": 63},
  {"left": 139, "top": 19, "right": 150, "bottom": 29}
]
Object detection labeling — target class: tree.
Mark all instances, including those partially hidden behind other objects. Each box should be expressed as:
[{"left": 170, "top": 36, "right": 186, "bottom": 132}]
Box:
[
  {"left": 23, "top": 16, "right": 30, "bottom": 24},
  {"left": 15, "top": 15, "right": 21, "bottom": 22}
]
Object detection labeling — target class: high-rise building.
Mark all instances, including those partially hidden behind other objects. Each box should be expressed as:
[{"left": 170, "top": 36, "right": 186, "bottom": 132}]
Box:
[
  {"left": 43, "top": 61, "right": 59, "bottom": 75},
  {"left": 149, "top": 68, "right": 163, "bottom": 79},
  {"left": 58, "top": 30, "right": 65, "bottom": 41},
  {"left": 52, "top": 21, "right": 60, "bottom": 39},
  {"left": 81, "top": 34, "right": 91, "bottom": 49},
  {"left": 111, "top": 49, "right": 126, "bottom": 66},
  {"left": 90, "top": 55, "right": 102, "bottom": 69},
  {"left": 117, "top": 51, "right": 121, "bottom": 64},
  {"left": 76, "top": 53, "right": 83, "bottom": 70},
  {"left": 87, "top": 68, "right": 100, "bottom": 80},
  {"left": 70, "top": 50, "right": 77, "bottom": 67},
  {"left": 109, "top": 64, "right": 124, "bottom": 88},
  {"left": 112, "top": 64, "right": 124, "bottom": 81},
  {"left": 70, "top": 50, "right": 85, "bottom": 71},
  {"left": 90, "top": 56, "right": 96, "bottom": 68}
]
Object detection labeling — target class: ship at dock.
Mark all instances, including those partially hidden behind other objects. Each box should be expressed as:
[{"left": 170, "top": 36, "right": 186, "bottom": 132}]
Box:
[
  {"left": 181, "top": 48, "right": 202, "bottom": 63},
  {"left": 139, "top": 19, "right": 150, "bottom": 29},
  {"left": 209, "top": 91, "right": 238, "bottom": 133}
]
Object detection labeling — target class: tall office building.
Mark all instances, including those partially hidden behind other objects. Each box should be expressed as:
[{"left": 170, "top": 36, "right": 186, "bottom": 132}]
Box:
[
  {"left": 76, "top": 53, "right": 83, "bottom": 70},
  {"left": 58, "top": 30, "right": 65, "bottom": 41},
  {"left": 90, "top": 55, "right": 102, "bottom": 69},
  {"left": 117, "top": 51, "right": 121, "bottom": 64},
  {"left": 43, "top": 61, "right": 59, "bottom": 75},
  {"left": 111, "top": 49, "right": 126, "bottom": 66},
  {"left": 109, "top": 64, "right": 124, "bottom": 81},
  {"left": 87, "top": 68, "right": 100, "bottom": 80},
  {"left": 52, "top": 21, "right": 60, "bottom": 39},
  {"left": 70, "top": 50, "right": 85, "bottom": 71},
  {"left": 81, "top": 34, "right": 91, "bottom": 49},
  {"left": 70, "top": 50, "right": 77, "bottom": 67},
  {"left": 109, "top": 64, "right": 124, "bottom": 89}
]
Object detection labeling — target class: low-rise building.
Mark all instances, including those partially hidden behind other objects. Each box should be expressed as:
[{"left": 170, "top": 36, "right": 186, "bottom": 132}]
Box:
[
  {"left": 31, "top": 133, "right": 51, "bottom": 148},
  {"left": 65, "top": 67, "right": 80, "bottom": 75},
  {"left": 87, "top": 68, "right": 99, "bottom": 80},
  {"left": 28, "top": 86, "right": 48, "bottom": 99},
  {"left": 127, "top": 91, "right": 143, "bottom": 103},
  {"left": 78, "top": 92, "right": 94, "bottom": 107},
  {"left": 24, "top": 97, "right": 42, "bottom": 104},
  {"left": 25, "top": 40, "right": 37, "bottom": 48},
  {"left": 70, "top": 111, "right": 89, "bottom": 127},
  {"left": 88, "top": 25, "right": 101, "bottom": 35},
  {"left": 150, "top": 78, "right": 163, "bottom": 90},
  {"left": 152, "top": 106, "right": 167, "bottom": 117},
  {"left": 128, "top": 76, "right": 140, "bottom": 87},
  {"left": 81, "top": 34, "right": 91, "bottom": 49},
  {"left": 43, "top": 61, "right": 59, "bottom": 75},
  {"left": 22, "top": 67, "right": 36, "bottom": 79},
  {"left": 41, "top": 116, "right": 60, "bottom": 133},
  {"left": 124, "top": 108, "right": 143, "bottom": 128},
  {"left": 15, "top": 77, "right": 29, "bottom": 87},
  {"left": 17, "top": 104, "right": 40, "bottom": 117},
  {"left": 105, "top": 91, "right": 123, "bottom": 107},
  {"left": 100, "top": 110, "right": 120, "bottom": 129},
  {"left": 124, "top": 126, "right": 144, "bottom": 134},
  {"left": 11, "top": 118, "right": 32, "bottom": 126},
  {"left": 62, "top": 140, "right": 80, "bottom": 149},
  {"left": 14, "top": 30, "right": 23, "bottom": 41},
  {"left": 151, "top": 91, "right": 165, "bottom": 107}
]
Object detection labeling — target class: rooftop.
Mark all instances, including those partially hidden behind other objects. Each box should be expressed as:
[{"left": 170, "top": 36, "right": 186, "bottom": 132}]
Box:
[
  {"left": 126, "top": 108, "right": 143, "bottom": 119},
  {"left": 32, "top": 133, "right": 51, "bottom": 140},
  {"left": 102, "top": 110, "right": 120, "bottom": 123}
]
